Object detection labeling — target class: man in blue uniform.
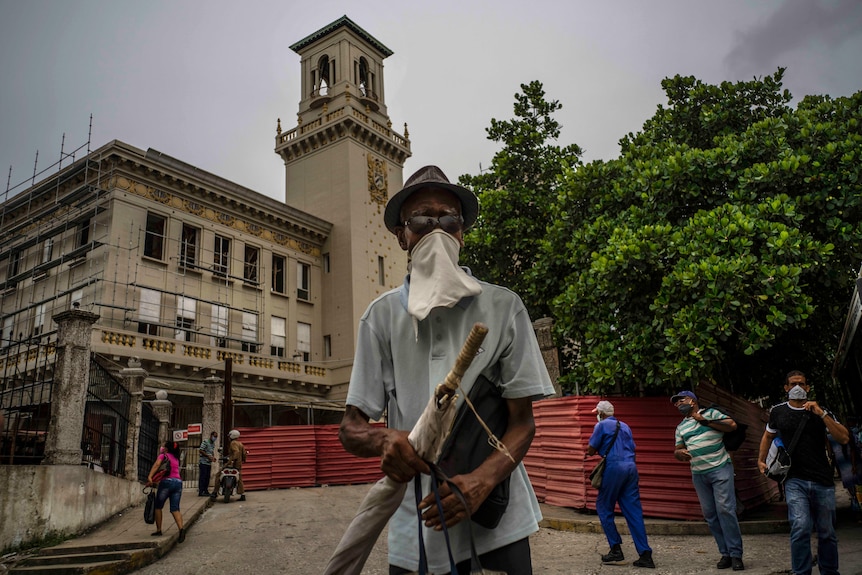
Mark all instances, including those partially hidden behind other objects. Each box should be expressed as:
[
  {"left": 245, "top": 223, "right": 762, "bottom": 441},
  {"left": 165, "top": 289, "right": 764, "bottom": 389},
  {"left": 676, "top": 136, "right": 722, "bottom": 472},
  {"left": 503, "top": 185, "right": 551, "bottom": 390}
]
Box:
[{"left": 588, "top": 400, "right": 654, "bottom": 568}]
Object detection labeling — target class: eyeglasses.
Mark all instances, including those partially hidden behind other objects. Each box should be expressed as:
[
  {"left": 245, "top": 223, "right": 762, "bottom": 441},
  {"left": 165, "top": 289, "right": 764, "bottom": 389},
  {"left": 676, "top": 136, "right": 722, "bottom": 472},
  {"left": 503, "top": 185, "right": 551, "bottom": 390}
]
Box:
[{"left": 402, "top": 215, "right": 464, "bottom": 235}]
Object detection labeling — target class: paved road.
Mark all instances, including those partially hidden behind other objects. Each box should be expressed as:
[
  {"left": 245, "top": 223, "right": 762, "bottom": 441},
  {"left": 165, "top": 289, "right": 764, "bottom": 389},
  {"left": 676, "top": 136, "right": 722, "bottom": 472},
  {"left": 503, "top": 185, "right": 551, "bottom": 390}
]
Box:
[{"left": 129, "top": 484, "right": 862, "bottom": 575}]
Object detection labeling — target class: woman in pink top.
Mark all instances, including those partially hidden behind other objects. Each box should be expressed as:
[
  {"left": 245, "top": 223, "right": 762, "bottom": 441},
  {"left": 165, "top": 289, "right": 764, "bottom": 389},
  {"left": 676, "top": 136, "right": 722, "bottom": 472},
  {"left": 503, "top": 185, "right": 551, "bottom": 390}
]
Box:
[{"left": 147, "top": 441, "right": 186, "bottom": 542}]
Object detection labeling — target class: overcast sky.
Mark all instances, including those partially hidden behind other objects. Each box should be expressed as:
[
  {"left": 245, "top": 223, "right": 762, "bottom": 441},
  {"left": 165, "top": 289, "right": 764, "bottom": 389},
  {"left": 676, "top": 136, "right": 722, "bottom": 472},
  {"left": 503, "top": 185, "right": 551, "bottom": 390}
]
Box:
[{"left": 2, "top": 0, "right": 861, "bottom": 203}]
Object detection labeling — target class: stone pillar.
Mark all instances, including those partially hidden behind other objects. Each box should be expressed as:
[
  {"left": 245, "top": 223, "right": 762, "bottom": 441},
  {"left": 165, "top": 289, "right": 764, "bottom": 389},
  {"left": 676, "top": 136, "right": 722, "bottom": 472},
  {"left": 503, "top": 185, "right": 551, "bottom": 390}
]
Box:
[
  {"left": 533, "top": 317, "right": 562, "bottom": 397},
  {"left": 151, "top": 390, "right": 173, "bottom": 447},
  {"left": 43, "top": 307, "right": 100, "bottom": 465},
  {"left": 120, "top": 356, "right": 148, "bottom": 479},
  {"left": 202, "top": 375, "right": 224, "bottom": 486}
]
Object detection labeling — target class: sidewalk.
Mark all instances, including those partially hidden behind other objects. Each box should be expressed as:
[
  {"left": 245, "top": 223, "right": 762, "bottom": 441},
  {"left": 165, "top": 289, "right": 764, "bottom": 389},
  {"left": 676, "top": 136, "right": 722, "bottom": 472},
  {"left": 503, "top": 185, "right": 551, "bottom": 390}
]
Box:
[{"left": 4, "top": 489, "right": 212, "bottom": 575}]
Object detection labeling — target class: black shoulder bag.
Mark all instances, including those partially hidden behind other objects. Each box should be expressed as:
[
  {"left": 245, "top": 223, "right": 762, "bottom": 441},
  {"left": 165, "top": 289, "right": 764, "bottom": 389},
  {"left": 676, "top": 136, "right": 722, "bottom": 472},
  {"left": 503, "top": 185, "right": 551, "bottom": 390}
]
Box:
[
  {"left": 436, "top": 374, "right": 510, "bottom": 529},
  {"left": 589, "top": 420, "right": 620, "bottom": 489}
]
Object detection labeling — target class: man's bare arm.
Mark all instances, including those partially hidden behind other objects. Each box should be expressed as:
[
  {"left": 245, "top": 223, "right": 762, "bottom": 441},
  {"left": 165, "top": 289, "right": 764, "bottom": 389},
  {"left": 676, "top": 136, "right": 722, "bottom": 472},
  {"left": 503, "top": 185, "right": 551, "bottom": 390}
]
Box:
[{"left": 339, "top": 405, "right": 429, "bottom": 483}]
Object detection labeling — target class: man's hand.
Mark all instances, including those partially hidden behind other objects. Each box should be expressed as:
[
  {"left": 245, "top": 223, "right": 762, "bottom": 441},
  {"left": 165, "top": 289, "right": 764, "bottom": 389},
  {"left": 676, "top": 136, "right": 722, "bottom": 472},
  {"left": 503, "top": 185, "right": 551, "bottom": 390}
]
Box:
[
  {"left": 757, "top": 460, "right": 768, "bottom": 475},
  {"left": 379, "top": 428, "right": 429, "bottom": 483},
  {"left": 417, "top": 471, "right": 491, "bottom": 530},
  {"left": 674, "top": 448, "right": 692, "bottom": 462}
]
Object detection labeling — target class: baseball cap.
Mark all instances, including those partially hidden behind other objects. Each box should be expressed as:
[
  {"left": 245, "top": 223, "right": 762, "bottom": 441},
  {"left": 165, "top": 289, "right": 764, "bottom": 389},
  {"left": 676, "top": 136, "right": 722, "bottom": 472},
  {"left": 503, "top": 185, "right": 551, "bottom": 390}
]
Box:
[
  {"left": 591, "top": 400, "right": 614, "bottom": 415},
  {"left": 670, "top": 390, "right": 697, "bottom": 403}
]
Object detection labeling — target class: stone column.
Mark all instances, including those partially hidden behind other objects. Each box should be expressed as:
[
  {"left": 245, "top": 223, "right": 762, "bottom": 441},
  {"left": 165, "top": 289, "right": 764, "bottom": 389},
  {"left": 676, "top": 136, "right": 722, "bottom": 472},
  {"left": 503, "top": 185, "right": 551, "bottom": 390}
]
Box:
[
  {"left": 43, "top": 307, "right": 100, "bottom": 465},
  {"left": 202, "top": 375, "right": 224, "bottom": 487},
  {"left": 533, "top": 317, "right": 562, "bottom": 397},
  {"left": 120, "top": 357, "right": 148, "bottom": 479},
  {"left": 151, "top": 390, "right": 173, "bottom": 446}
]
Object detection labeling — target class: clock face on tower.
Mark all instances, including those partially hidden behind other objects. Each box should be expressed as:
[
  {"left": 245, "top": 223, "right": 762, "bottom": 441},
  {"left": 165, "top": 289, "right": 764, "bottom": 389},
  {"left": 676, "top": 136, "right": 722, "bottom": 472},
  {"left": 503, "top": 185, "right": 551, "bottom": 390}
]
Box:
[{"left": 367, "top": 156, "right": 388, "bottom": 205}]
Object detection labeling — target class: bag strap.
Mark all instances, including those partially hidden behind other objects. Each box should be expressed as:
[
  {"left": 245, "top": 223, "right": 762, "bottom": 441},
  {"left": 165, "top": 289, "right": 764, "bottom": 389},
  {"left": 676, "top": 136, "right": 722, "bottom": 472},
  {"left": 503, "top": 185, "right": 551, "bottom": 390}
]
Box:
[
  {"left": 602, "top": 420, "right": 621, "bottom": 458},
  {"left": 785, "top": 411, "right": 810, "bottom": 456},
  {"left": 413, "top": 462, "right": 485, "bottom": 574}
]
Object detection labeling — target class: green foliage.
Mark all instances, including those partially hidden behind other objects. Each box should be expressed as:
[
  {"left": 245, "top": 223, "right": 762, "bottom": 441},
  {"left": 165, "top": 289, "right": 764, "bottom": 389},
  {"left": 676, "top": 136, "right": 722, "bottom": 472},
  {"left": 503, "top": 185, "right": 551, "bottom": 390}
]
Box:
[
  {"left": 459, "top": 81, "right": 583, "bottom": 319},
  {"left": 542, "top": 70, "right": 862, "bottom": 398}
]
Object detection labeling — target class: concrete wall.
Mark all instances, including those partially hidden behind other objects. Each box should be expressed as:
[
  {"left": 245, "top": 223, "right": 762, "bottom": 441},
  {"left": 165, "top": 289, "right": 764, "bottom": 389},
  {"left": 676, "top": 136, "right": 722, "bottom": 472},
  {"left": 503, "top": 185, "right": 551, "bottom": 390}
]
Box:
[{"left": 0, "top": 465, "right": 145, "bottom": 553}]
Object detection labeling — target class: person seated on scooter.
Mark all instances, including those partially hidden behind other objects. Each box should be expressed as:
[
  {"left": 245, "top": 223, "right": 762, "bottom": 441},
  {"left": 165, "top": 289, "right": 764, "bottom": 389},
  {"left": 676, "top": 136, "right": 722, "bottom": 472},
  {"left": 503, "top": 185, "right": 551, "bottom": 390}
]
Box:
[{"left": 212, "top": 429, "right": 247, "bottom": 501}]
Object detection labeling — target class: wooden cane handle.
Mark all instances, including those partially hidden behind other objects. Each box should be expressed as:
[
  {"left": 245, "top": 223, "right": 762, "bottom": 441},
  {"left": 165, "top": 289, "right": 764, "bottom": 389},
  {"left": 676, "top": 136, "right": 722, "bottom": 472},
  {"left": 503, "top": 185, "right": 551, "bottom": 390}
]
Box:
[{"left": 442, "top": 323, "right": 488, "bottom": 392}]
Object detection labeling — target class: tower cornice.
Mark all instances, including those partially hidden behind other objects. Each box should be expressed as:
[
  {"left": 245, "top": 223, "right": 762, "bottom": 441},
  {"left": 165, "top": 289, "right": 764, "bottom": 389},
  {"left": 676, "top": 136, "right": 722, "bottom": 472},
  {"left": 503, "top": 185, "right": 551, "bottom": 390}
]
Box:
[{"left": 275, "top": 104, "right": 410, "bottom": 166}]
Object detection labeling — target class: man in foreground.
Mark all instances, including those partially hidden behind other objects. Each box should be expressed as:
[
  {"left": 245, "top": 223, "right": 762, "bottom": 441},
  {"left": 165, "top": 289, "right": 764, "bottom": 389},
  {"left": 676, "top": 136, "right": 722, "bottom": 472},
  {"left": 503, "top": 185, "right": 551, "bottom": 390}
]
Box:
[
  {"left": 339, "top": 165, "right": 554, "bottom": 574},
  {"left": 588, "top": 400, "right": 654, "bottom": 568},
  {"left": 673, "top": 390, "right": 745, "bottom": 570},
  {"left": 758, "top": 370, "right": 849, "bottom": 575}
]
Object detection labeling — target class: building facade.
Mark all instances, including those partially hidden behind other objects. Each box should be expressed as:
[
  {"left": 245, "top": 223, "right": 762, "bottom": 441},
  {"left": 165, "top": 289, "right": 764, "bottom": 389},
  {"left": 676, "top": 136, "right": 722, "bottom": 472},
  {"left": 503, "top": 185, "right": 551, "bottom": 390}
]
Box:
[{"left": 0, "top": 16, "right": 412, "bottom": 439}]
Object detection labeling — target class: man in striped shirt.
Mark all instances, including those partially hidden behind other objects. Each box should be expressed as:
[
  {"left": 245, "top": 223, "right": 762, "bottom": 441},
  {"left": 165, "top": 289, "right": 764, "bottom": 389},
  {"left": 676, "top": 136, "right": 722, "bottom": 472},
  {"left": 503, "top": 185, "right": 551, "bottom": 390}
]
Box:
[{"left": 673, "top": 390, "right": 745, "bottom": 571}]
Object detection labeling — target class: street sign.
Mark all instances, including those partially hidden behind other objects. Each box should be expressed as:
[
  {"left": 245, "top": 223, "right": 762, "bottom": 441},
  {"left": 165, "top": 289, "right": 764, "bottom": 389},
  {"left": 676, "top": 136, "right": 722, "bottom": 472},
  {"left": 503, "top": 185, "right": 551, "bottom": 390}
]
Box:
[
  {"left": 187, "top": 423, "right": 202, "bottom": 435},
  {"left": 173, "top": 429, "right": 188, "bottom": 442}
]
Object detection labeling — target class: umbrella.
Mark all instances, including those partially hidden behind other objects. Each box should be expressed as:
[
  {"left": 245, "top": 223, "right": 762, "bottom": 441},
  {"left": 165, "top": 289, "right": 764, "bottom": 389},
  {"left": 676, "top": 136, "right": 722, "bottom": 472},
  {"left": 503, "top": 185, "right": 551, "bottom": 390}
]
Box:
[{"left": 324, "top": 323, "right": 491, "bottom": 575}]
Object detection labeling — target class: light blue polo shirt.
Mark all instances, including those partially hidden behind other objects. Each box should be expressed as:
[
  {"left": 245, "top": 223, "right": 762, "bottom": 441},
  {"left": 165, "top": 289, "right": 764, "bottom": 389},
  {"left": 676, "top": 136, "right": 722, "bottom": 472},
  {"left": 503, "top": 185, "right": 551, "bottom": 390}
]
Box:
[{"left": 347, "top": 272, "right": 554, "bottom": 573}]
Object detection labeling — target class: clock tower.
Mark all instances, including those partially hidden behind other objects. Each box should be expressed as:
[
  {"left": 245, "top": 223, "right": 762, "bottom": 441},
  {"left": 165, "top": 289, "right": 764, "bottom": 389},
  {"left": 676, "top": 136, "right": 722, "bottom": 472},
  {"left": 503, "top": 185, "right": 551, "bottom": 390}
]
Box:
[{"left": 275, "top": 16, "right": 411, "bottom": 365}]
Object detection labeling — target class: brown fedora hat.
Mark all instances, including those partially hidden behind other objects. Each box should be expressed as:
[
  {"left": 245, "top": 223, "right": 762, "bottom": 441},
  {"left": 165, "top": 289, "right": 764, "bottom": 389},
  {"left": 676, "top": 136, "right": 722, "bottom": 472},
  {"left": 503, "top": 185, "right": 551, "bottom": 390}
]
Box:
[{"left": 383, "top": 165, "right": 479, "bottom": 233}]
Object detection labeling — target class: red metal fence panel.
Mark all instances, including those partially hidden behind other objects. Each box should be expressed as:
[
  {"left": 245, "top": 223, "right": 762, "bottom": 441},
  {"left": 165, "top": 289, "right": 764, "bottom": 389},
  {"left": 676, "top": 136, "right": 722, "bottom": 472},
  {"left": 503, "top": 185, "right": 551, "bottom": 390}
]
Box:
[
  {"left": 525, "top": 391, "right": 778, "bottom": 520},
  {"left": 232, "top": 387, "right": 777, "bottom": 522}
]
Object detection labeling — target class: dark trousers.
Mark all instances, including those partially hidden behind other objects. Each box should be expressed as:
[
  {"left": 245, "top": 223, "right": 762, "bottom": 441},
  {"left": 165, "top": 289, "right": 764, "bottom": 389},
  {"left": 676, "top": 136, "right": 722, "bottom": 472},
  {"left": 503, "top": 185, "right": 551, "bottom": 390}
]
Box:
[
  {"left": 198, "top": 463, "right": 212, "bottom": 495},
  {"left": 389, "top": 536, "right": 531, "bottom": 575}
]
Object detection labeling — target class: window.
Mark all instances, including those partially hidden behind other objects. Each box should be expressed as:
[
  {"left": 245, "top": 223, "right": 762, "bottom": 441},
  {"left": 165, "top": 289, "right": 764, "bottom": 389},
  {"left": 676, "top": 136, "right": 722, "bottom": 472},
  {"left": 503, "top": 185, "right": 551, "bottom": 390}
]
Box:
[
  {"left": 40, "top": 238, "right": 54, "bottom": 268},
  {"left": 272, "top": 254, "right": 285, "bottom": 293},
  {"left": 144, "top": 213, "right": 166, "bottom": 259},
  {"left": 137, "top": 288, "right": 161, "bottom": 336},
  {"left": 214, "top": 235, "right": 230, "bottom": 277},
  {"left": 78, "top": 220, "right": 90, "bottom": 248},
  {"left": 175, "top": 296, "right": 196, "bottom": 341},
  {"left": 297, "top": 262, "right": 310, "bottom": 300},
  {"left": 33, "top": 303, "right": 47, "bottom": 337},
  {"left": 297, "top": 322, "right": 311, "bottom": 361},
  {"left": 211, "top": 304, "right": 228, "bottom": 348},
  {"left": 315, "top": 55, "right": 331, "bottom": 96},
  {"left": 244, "top": 245, "right": 259, "bottom": 283},
  {"left": 180, "top": 224, "right": 198, "bottom": 268},
  {"left": 324, "top": 334, "right": 331, "bottom": 358},
  {"left": 378, "top": 256, "right": 385, "bottom": 285},
  {"left": 2, "top": 315, "right": 15, "bottom": 348},
  {"left": 271, "top": 316, "right": 285, "bottom": 357},
  {"left": 241, "top": 311, "right": 257, "bottom": 353},
  {"left": 8, "top": 251, "right": 20, "bottom": 278},
  {"left": 323, "top": 253, "right": 330, "bottom": 273}
]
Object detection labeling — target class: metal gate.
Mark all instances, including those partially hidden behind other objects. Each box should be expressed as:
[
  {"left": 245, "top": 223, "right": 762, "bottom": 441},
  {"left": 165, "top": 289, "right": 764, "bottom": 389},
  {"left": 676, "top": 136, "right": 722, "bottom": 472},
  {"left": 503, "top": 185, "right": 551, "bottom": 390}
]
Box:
[
  {"left": 82, "top": 360, "right": 131, "bottom": 475},
  {"left": 137, "top": 401, "right": 160, "bottom": 482},
  {"left": 171, "top": 403, "right": 203, "bottom": 489}
]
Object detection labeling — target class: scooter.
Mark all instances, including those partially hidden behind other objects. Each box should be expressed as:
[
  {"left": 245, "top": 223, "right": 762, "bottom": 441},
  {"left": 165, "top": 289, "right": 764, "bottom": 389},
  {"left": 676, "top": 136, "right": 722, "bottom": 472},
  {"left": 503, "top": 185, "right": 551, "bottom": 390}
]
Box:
[{"left": 215, "top": 456, "right": 241, "bottom": 503}]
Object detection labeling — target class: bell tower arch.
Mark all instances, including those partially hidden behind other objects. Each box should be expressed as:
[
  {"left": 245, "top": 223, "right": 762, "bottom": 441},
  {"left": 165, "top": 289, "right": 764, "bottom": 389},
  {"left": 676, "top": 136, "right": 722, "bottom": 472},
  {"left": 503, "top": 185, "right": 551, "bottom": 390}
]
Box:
[{"left": 275, "top": 16, "right": 411, "bottom": 365}]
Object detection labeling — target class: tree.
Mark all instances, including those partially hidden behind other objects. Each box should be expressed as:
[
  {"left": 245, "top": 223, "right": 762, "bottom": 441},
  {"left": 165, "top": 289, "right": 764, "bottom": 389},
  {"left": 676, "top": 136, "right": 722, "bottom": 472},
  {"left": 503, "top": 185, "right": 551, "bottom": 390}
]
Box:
[
  {"left": 540, "top": 69, "right": 862, "bottom": 401},
  {"left": 459, "top": 81, "right": 583, "bottom": 320}
]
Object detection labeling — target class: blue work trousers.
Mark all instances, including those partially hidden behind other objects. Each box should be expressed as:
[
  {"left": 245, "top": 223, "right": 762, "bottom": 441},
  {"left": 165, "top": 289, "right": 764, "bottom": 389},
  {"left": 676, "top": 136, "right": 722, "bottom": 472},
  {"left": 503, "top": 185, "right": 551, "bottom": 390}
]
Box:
[
  {"left": 691, "top": 462, "right": 743, "bottom": 559},
  {"left": 784, "top": 478, "right": 839, "bottom": 575},
  {"left": 596, "top": 461, "right": 651, "bottom": 555}
]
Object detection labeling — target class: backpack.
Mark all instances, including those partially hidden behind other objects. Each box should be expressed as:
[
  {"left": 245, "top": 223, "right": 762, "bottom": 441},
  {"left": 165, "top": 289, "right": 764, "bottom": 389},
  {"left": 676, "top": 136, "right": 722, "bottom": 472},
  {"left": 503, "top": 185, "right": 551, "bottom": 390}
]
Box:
[{"left": 708, "top": 405, "right": 748, "bottom": 451}]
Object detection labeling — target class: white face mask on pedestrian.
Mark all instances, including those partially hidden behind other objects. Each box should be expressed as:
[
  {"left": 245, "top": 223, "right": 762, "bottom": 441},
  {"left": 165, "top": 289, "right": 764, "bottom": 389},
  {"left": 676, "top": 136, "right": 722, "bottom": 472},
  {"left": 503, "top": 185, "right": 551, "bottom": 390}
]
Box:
[
  {"left": 406, "top": 229, "right": 481, "bottom": 337},
  {"left": 788, "top": 385, "right": 808, "bottom": 400}
]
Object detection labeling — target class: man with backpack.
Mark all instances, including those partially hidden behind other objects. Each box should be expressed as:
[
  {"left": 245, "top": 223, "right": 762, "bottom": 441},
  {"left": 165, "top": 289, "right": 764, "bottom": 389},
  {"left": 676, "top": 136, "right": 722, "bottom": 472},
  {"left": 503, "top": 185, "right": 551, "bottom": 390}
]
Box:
[
  {"left": 757, "top": 370, "right": 849, "bottom": 575},
  {"left": 673, "top": 390, "right": 745, "bottom": 571}
]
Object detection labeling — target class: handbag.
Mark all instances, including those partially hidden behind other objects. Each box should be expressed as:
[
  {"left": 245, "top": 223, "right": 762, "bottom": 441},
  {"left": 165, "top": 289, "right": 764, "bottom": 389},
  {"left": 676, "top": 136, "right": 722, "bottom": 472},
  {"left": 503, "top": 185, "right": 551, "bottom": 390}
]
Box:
[
  {"left": 437, "top": 375, "right": 509, "bottom": 529},
  {"left": 765, "top": 411, "right": 809, "bottom": 482},
  {"left": 143, "top": 487, "right": 156, "bottom": 524},
  {"left": 590, "top": 420, "right": 620, "bottom": 489},
  {"left": 151, "top": 454, "right": 170, "bottom": 484}
]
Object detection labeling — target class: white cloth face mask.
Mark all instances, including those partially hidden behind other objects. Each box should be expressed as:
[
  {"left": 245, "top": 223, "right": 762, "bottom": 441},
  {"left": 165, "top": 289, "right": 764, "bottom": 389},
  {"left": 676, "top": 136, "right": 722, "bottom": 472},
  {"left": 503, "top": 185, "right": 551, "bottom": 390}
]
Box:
[{"left": 406, "top": 229, "right": 482, "bottom": 336}]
